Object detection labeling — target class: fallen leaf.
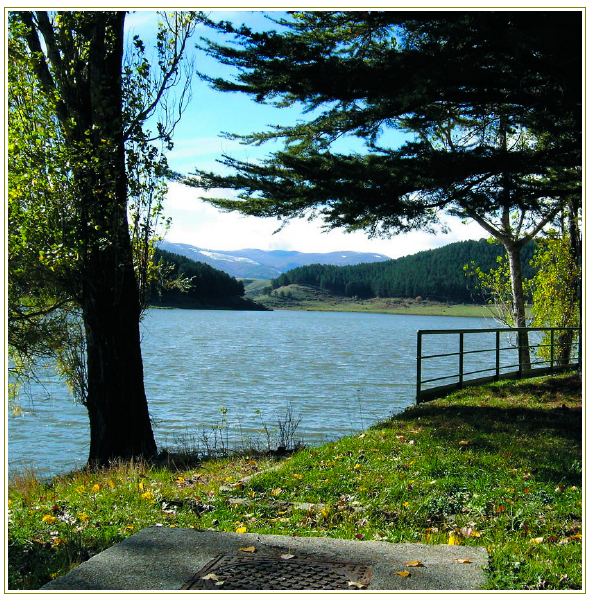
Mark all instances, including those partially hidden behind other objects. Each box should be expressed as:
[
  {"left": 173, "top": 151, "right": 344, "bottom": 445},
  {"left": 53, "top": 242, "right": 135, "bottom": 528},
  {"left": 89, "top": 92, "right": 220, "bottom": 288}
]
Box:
[
  {"left": 530, "top": 537, "right": 544, "bottom": 544},
  {"left": 271, "top": 488, "right": 282, "bottom": 497},
  {"left": 281, "top": 554, "right": 296, "bottom": 560},
  {"left": 395, "top": 570, "right": 410, "bottom": 577},
  {"left": 348, "top": 581, "right": 367, "bottom": 588},
  {"left": 202, "top": 573, "right": 222, "bottom": 581},
  {"left": 355, "top": 533, "right": 364, "bottom": 540},
  {"left": 406, "top": 560, "right": 424, "bottom": 567},
  {"left": 239, "top": 546, "right": 256, "bottom": 553},
  {"left": 555, "top": 484, "right": 566, "bottom": 493},
  {"left": 458, "top": 440, "right": 469, "bottom": 445},
  {"left": 448, "top": 533, "right": 461, "bottom": 545},
  {"left": 235, "top": 526, "right": 247, "bottom": 533},
  {"left": 454, "top": 558, "right": 472, "bottom": 564}
]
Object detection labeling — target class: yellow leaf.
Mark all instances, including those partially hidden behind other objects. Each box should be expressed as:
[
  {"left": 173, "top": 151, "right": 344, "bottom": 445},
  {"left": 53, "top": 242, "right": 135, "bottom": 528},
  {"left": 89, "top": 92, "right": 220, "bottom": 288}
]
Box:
[
  {"left": 455, "top": 558, "right": 472, "bottom": 564},
  {"left": 108, "top": 480, "right": 115, "bottom": 488},
  {"left": 236, "top": 526, "right": 247, "bottom": 533},
  {"left": 348, "top": 581, "right": 367, "bottom": 588},
  {"left": 271, "top": 488, "right": 282, "bottom": 497},
  {"left": 530, "top": 537, "right": 544, "bottom": 544},
  {"left": 239, "top": 546, "right": 256, "bottom": 553},
  {"left": 458, "top": 440, "right": 469, "bottom": 445},
  {"left": 139, "top": 482, "right": 144, "bottom": 491},
  {"left": 395, "top": 570, "right": 410, "bottom": 577},
  {"left": 281, "top": 554, "right": 296, "bottom": 560},
  {"left": 406, "top": 560, "right": 424, "bottom": 567},
  {"left": 321, "top": 508, "right": 330, "bottom": 518},
  {"left": 448, "top": 533, "right": 461, "bottom": 545},
  {"left": 91, "top": 484, "right": 100, "bottom": 493},
  {"left": 247, "top": 491, "right": 256, "bottom": 498},
  {"left": 42, "top": 514, "right": 56, "bottom": 523}
]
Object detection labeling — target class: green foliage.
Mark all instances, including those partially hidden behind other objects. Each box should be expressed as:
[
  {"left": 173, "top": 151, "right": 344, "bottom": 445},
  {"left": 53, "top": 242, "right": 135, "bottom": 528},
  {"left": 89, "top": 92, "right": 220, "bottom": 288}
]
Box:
[
  {"left": 8, "top": 12, "right": 201, "bottom": 411},
  {"left": 150, "top": 248, "right": 248, "bottom": 307},
  {"left": 187, "top": 11, "right": 580, "bottom": 238},
  {"left": 530, "top": 233, "right": 580, "bottom": 364},
  {"left": 272, "top": 239, "right": 535, "bottom": 303}
]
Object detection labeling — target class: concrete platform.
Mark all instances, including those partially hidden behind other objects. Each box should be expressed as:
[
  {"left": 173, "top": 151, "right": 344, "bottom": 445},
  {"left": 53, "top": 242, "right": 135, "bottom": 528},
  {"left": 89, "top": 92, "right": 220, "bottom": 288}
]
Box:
[{"left": 41, "top": 527, "right": 488, "bottom": 591}]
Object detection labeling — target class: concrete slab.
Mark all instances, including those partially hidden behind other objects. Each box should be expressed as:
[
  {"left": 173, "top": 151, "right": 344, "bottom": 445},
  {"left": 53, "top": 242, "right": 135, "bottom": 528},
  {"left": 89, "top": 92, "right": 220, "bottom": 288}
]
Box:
[{"left": 41, "top": 527, "right": 488, "bottom": 591}]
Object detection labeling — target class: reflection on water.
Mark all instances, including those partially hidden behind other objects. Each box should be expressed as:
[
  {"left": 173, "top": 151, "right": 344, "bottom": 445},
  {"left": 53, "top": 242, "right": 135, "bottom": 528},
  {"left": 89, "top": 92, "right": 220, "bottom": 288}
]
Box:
[{"left": 8, "top": 309, "right": 489, "bottom": 478}]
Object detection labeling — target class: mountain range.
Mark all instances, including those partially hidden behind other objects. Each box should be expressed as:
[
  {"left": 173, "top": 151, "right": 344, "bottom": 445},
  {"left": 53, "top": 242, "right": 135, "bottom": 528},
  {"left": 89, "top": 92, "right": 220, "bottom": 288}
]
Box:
[{"left": 158, "top": 241, "right": 391, "bottom": 279}]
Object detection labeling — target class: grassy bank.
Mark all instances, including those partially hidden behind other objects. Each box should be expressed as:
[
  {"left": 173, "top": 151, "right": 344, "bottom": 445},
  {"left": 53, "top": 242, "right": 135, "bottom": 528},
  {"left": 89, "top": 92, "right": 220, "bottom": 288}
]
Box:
[
  {"left": 7, "top": 373, "right": 582, "bottom": 590},
  {"left": 251, "top": 283, "right": 500, "bottom": 318}
]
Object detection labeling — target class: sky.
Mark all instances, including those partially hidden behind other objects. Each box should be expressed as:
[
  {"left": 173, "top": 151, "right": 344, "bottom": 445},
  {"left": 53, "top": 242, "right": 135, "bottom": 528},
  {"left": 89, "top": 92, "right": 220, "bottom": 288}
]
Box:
[{"left": 127, "top": 9, "right": 488, "bottom": 259}]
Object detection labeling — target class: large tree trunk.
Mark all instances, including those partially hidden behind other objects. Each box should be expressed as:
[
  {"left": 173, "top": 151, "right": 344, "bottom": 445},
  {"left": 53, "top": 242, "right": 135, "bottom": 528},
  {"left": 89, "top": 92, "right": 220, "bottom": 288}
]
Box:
[
  {"left": 79, "top": 13, "right": 157, "bottom": 465},
  {"left": 83, "top": 230, "right": 157, "bottom": 465},
  {"left": 505, "top": 241, "right": 531, "bottom": 371}
]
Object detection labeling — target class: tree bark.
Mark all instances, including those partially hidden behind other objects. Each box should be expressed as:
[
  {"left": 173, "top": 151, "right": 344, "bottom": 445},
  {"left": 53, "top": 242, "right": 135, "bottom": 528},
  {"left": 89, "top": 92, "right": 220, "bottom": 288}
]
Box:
[
  {"left": 505, "top": 241, "right": 532, "bottom": 371},
  {"left": 21, "top": 11, "right": 158, "bottom": 465}
]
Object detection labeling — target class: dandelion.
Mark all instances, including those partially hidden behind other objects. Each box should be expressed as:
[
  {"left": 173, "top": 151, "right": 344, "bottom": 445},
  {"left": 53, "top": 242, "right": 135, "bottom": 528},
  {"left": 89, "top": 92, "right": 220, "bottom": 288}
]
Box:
[{"left": 91, "top": 484, "right": 100, "bottom": 493}]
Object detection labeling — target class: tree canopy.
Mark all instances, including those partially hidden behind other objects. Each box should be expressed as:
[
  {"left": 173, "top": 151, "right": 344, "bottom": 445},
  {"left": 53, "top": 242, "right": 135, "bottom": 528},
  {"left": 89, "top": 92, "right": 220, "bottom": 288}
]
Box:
[
  {"left": 184, "top": 10, "right": 581, "bottom": 369},
  {"left": 8, "top": 11, "right": 202, "bottom": 464},
  {"left": 186, "top": 11, "right": 581, "bottom": 236}
]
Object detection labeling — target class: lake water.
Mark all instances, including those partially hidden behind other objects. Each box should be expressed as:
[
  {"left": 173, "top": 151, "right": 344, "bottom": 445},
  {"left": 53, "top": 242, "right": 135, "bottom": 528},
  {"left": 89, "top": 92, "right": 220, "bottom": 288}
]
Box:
[{"left": 8, "top": 309, "right": 494, "bottom": 479}]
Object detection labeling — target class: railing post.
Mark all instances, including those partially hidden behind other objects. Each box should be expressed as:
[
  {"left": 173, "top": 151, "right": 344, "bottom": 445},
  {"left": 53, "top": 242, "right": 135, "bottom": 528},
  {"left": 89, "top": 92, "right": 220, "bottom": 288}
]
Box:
[
  {"left": 458, "top": 332, "right": 464, "bottom": 390},
  {"left": 495, "top": 330, "right": 500, "bottom": 381},
  {"left": 416, "top": 331, "right": 422, "bottom": 404},
  {"left": 550, "top": 328, "right": 555, "bottom": 372}
]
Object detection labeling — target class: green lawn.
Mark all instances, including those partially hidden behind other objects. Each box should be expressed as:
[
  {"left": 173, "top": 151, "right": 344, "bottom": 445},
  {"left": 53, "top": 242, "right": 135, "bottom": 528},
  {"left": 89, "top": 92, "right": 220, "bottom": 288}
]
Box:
[{"left": 8, "top": 373, "right": 582, "bottom": 590}]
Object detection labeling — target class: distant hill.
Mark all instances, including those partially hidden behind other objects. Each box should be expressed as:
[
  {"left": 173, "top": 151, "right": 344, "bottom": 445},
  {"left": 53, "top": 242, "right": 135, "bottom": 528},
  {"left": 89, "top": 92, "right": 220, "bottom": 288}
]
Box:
[
  {"left": 158, "top": 241, "right": 391, "bottom": 279},
  {"left": 150, "top": 248, "right": 267, "bottom": 310},
  {"left": 269, "top": 238, "right": 537, "bottom": 304}
]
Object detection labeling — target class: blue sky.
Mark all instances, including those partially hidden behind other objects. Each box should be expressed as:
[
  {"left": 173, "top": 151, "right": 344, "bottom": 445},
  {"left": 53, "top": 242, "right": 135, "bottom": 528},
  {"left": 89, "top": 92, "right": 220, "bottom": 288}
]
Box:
[{"left": 127, "top": 10, "right": 487, "bottom": 258}]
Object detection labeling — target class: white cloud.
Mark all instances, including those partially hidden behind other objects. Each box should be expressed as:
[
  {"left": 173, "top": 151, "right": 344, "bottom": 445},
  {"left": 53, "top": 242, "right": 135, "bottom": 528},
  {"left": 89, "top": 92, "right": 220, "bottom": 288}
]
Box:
[{"left": 162, "top": 182, "right": 488, "bottom": 256}]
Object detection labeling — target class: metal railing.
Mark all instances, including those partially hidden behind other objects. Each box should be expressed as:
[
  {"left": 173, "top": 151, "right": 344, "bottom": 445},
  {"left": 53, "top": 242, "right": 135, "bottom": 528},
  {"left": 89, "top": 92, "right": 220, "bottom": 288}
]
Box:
[{"left": 416, "top": 327, "right": 581, "bottom": 403}]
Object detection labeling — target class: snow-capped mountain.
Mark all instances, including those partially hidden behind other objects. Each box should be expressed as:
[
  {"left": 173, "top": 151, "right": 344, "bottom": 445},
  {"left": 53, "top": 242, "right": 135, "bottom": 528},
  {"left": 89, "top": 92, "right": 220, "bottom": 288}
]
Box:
[{"left": 158, "top": 241, "right": 391, "bottom": 279}]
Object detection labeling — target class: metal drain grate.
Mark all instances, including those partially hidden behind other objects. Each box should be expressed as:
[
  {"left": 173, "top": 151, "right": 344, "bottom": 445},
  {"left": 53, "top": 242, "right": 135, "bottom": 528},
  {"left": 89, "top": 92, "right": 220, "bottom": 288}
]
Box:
[{"left": 181, "top": 554, "right": 373, "bottom": 590}]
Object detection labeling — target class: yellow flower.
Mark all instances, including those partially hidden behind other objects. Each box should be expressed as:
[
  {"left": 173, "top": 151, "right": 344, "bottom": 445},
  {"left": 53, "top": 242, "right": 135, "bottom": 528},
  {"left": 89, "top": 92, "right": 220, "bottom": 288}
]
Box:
[
  {"left": 42, "top": 514, "right": 56, "bottom": 524},
  {"left": 141, "top": 490, "right": 155, "bottom": 502},
  {"left": 78, "top": 513, "right": 89, "bottom": 521},
  {"left": 91, "top": 484, "right": 100, "bottom": 493}
]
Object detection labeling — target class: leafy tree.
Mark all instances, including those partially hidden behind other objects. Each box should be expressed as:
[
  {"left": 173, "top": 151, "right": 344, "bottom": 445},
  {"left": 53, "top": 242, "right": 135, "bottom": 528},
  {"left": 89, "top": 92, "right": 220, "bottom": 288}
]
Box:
[
  {"left": 185, "top": 11, "right": 581, "bottom": 370},
  {"left": 530, "top": 200, "right": 581, "bottom": 365},
  {"left": 8, "top": 11, "right": 202, "bottom": 465}
]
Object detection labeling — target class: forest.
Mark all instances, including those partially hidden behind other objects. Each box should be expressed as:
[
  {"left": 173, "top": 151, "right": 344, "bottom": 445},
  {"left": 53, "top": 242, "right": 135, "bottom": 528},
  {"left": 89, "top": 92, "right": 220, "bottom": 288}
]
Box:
[
  {"left": 269, "top": 239, "right": 536, "bottom": 303},
  {"left": 150, "top": 248, "right": 265, "bottom": 310}
]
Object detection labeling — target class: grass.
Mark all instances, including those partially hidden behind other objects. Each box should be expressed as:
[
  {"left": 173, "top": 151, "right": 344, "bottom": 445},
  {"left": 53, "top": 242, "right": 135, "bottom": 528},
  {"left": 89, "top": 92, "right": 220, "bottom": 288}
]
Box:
[
  {"left": 7, "top": 372, "right": 582, "bottom": 590},
  {"left": 253, "top": 284, "right": 501, "bottom": 317}
]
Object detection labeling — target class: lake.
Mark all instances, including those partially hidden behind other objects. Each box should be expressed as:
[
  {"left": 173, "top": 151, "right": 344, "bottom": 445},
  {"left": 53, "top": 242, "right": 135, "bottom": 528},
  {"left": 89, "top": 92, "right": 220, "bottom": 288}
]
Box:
[{"left": 8, "top": 309, "right": 493, "bottom": 479}]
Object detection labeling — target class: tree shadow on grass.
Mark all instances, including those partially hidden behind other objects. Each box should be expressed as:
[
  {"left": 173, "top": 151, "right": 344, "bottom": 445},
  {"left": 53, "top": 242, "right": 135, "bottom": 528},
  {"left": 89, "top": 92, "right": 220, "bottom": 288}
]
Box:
[{"left": 384, "top": 376, "right": 582, "bottom": 487}]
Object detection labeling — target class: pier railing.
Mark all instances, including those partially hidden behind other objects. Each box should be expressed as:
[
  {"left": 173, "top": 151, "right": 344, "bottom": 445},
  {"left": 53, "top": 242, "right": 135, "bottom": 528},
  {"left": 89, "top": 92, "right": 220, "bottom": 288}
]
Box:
[{"left": 416, "top": 327, "right": 581, "bottom": 403}]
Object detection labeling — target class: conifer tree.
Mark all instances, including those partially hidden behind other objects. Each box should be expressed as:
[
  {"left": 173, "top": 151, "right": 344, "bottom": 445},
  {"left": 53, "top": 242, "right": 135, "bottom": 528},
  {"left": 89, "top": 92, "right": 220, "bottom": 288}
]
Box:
[{"left": 185, "top": 10, "right": 581, "bottom": 369}]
